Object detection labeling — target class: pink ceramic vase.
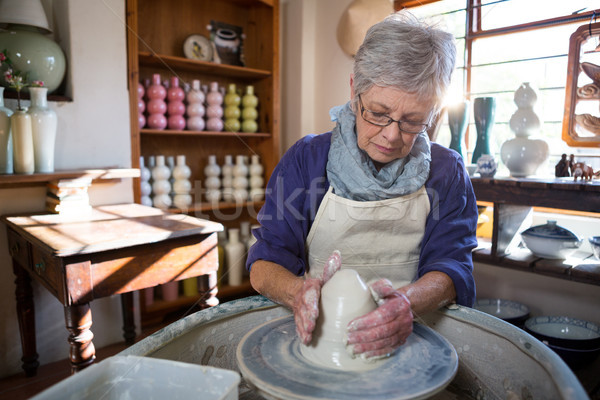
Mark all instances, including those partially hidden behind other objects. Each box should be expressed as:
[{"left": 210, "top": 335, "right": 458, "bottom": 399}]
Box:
[
  {"left": 146, "top": 74, "right": 167, "bottom": 130},
  {"left": 167, "top": 76, "right": 186, "bottom": 130},
  {"left": 206, "top": 81, "right": 224, "bottom": 132}
]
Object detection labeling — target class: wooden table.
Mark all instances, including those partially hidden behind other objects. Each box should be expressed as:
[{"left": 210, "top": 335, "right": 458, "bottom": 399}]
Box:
[{"left": 2, "top": 203, "right": 223, "bottom": 376}]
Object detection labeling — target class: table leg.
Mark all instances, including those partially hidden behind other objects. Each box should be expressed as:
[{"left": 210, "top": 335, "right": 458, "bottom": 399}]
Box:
[
  {"left": 64, "top": 303, "right": 96, "bottom": 374},
  {"left": 120, "top": 292, "right": 136, "bottom": 345},
  {"left": 12, "top": 261, "right": 40, "bottom": 377},
  {"left": 198, "top": 271, "right": 219, "bottom": 308}
]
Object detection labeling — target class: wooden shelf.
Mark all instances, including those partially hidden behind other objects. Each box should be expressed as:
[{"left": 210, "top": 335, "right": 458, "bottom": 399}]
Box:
[
  {"left": 138, "top": 52, "right": 272, "bottom": 80},
  {"left": 141, "top": 129, "right": 271, "bottom": 137},
  {"left": 471, "top": 176, "right": 600, "bottom": 286},
  {"left": 3, "top": 89, "right": 72, "bottom": 103},
  {"left": 141, "top": 280, "right": 256, "bottom": 328},
  {"left": 0, "top": 168, "right": 140, "bottom": 189}
]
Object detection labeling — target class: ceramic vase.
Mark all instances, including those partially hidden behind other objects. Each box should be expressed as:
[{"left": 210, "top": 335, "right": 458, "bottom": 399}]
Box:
[
  {"left": 161, "top": 281, "right": 179, "bottom": 302},
  {"left": 151, "top": 155, "right": 172, "bottom": 209},
  {"left": 28, "top": 87, "right": 57, "bottom": 173},
  {"left": 0, "top": 87, "right": 14, "bottom": 174},
  {"left": 225, "top": 228, "right": 245, "bottom": 286},
  {"left": 232, "top": 155, "right": 249, "bottom": 202},
  {"left": 224, "top": 83, "right": 241, "bottom": 132},
  {"left": 241, "top": 85, "right": 259, "bottom": 133},
  {"left": 146, "top": 74, "right": 167, "bottom": 130},
  {"left": 147, "top": 155, "right": 156, "bottom": 204},
  {"left": 186, "top": 79, "right": 205, "bottom": 131},
  {"left": 204, "top": 154, "right": 222, "bottom": 203},
  {"left": 166, "top": 156, "right": 176, "bottom": 204},
  {"left": 140, "top": 156, "right": 153, "bottom": 207},
  {"left": 447, "top": 100, "right": 469, "bottom": 159},
  {"left": 221, "top": 154, "right": 234, "bottom": 202},
  {"left": 206, "top": 82, "right": 224, "bottom": 132},
  {"left": 0, "top": 23, "right": 66, "bottom": 94},
  {"left": 472, "top": 97, "right": 496, "bottom": 165},
  {"left": 137, "top": 82, "right": 146, "bottom": 128},
  {"left": 500, "top": 83, "right": 549, "bottom": 177},
  {"left": 173, "top": 155, "right": 192, "bottom": 210},
  {"left": 248, "top": 154, "right": 264, "bottom": 201},
  {"left": 11, "top": 109, "right": 34, "bottom": 174},
  {"left": 217, "top": 230, "right": 227, "bottom": 288},
  {"left": 167, "top": 76, "right": 186, "bottom": 130},
  {"left": 183, "top": 277, "right": 198, "bottom": 297}
]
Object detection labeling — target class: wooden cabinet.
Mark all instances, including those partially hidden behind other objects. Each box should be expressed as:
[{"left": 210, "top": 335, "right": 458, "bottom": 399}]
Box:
[
  {"left": 125, "top": 0, "right": 279, "bottom": 325},
  {"left": 471, "top": 176, "right": 600, "bottom": 286}
]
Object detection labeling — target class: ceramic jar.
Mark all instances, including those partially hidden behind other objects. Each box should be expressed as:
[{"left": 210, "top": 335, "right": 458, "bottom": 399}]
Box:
[
  {"left": 137, "top": 82, "right": 146, "bottom": 128},
  {"left": 447, "top": 100, "right": 469, "bottom": 159},
  {"left": 204, "top": 154, "right": 221, "bottom": 203},
  {"left": 520, "top": 220, "right": 582, "bottom": 259},
  {"left": 0, "top": 87, "right": 14, "bottom": 174},
  {"left": 500, "top": 83, "right": 549, "bottom": 177},
  {"left": 232, "top": 155, "right": 249, "bottom": 202},
  {"left": 241, "top": 85, "right": 259, "bottom": 133},
  {"left": 151, "top": 155, "right": 172, "bottom": 209},
  {"left": 11, "top": 109, "right": 34, "bottom": 174},
  {"left": 28, "top": 87, "right": 57, "bottom": 173},
  {"left": 221, "top": 154, "right": 234, "bottom": 202},
  {"left": 224, "top": 83, "right": 241, "bottom": 132},
  {"left": 146, "top": 74, "right": 167, "bottom": 130},
  {"left": 225, "top": 228, "right": 245, "bottom": 286},
  {"left": 206, "top": 82, "right": 224, "bottom": 132},
  {"left": 173, "top": 155, "right": 192, "bottom": 210},
  {"left": 186, "top": 79, "right": 205, "bottom": 131},
  {"left": 249, "top": 154, "right": 264, "bottom": 201},
  {"left": 167, "top": 77, "right": 186, "bottom": 130},
  {"left": 140, "top": 156, "right": 153, "bottom": 207}
]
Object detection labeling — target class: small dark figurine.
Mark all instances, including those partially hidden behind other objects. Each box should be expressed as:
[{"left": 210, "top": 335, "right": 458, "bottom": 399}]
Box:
[
  {"left": 555, "top": 153, "right": 570, "bottom": 177},
  {"left": 572, "top": 162, "right": 595, "bottom": 181}
]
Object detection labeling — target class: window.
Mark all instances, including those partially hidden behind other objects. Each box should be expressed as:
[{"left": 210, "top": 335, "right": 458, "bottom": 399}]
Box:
[{"left": 399, "top": 0, "right": 600, "bottom": 174}]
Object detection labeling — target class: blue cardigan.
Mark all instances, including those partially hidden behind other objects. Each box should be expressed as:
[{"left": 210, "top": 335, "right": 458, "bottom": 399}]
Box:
[{"left": 246, "top": 132, "right": 478, "bottom": 307}]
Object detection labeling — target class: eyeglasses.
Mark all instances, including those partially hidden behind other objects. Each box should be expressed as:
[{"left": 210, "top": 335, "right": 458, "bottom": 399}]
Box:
[{"left": 358, "top": 94, "right": 430, "bottom": 135}]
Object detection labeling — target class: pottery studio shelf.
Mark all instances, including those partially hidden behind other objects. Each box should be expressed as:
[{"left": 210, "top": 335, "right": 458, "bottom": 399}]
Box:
[
  {"left": 0, "top": 168, "right": 140, "bottom": 189},
  {"left": 471, "top": 176, "right": 600, "bottom": 286}
]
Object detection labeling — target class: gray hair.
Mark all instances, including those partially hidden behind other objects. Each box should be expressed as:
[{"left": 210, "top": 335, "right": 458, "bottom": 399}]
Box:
[{"left": 352, "top": 11, "right": 456, "bottom": 114}]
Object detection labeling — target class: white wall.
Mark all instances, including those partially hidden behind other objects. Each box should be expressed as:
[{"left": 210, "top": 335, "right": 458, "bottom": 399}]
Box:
[{"left": 0, "top": 0, "right": 134, "bottom": 378}]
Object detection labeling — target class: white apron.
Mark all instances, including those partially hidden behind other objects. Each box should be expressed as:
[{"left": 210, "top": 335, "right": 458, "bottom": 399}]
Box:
[{"left": 306, "top": 186, "right": 430, "bottom": 288}]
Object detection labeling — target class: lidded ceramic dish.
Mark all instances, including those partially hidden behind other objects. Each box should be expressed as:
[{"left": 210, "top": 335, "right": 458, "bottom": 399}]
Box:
[{"left": 520, "top": 220, "right": 582, "bottom": 259}]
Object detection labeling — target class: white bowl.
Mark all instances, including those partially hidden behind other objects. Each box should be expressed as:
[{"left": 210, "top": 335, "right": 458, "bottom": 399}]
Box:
[
  {"left": 589, "top": 236, "right": 600, "bottom": 260},
  {"left": 520, "top": 220, "right": 582, "bottom": 259},
  {"left": 474, "top": 298, "right": 530, "bottom": 326}
]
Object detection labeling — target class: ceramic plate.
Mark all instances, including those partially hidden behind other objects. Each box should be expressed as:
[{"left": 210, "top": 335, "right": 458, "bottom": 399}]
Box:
[
  {"left": 236, "top": 315, "right": 458, "bottom": 400},
  {"left": 474, "top": 298, "right": 530, "bottom": 326},
  {"left": 183, "top": 34, "right": 213, "bottom": 61}
]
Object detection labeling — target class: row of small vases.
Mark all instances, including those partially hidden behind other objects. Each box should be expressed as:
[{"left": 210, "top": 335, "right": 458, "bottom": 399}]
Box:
[
  {"left": 140, "top": 154, "right": 192, "bottom": 210},
  {"left": 0, "top": 86, "right": 57, "bottom": 174},
  {"left": 204, "top": 154, "right": 264, "bottom": 203},
  {"left": 139, "top": 74, "right": 259, "bottom": 133}
]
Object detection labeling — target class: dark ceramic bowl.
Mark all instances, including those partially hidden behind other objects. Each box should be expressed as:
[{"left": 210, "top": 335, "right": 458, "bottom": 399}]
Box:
[
  {"left": 589, "top": 236, "right": 600, "bottom": 260},
  {"left": 474, "top": 298, "right": 530, "bottom": 327},
  {"left": 525, "top": 316, "right": 600, "bottom": 368}
]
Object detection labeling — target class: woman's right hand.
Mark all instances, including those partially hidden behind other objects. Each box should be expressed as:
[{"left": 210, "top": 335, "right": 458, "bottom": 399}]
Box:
[{"left": 293, "top": 250, "right": 342, "bottom": 345}]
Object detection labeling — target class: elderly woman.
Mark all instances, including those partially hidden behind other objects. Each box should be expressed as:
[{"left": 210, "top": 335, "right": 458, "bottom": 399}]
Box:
[{"left": 246, "top": 12, "right": 478, "bottom": 360}]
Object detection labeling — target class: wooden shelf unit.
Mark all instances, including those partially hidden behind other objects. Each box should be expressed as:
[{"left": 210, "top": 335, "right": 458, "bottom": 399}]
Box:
[
  {"left": 0, "top": 168, "right": 140, "bottom": 189},
  {"left": 471, "top": 176, "right": 600, "bottom": 286},
  {"left": 126, "top": 0, "right": 280, "bottom": 324}
]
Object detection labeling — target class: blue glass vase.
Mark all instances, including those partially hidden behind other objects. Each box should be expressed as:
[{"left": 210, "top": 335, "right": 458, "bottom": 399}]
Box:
[
  {"left": 447, "top": 100, "right": 469, "bottom": 159},
  {"left": 472, "top": 97, "right": 496, "bottom": 164}
]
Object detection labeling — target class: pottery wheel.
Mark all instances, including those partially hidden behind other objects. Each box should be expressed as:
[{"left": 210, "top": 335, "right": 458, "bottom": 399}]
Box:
[{"left": 236, "top": 315, "right": 458, "bottom": 400}]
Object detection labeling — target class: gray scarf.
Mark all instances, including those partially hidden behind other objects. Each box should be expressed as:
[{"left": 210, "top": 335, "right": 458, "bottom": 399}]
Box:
[{"left": 326, "top": 102, "right": 431, "bottom": 201}]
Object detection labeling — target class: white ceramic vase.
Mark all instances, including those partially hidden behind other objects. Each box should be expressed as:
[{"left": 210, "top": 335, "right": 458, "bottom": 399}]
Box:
[
  {"left": 11, "top": 109, "right": 34, "bottom": 174},
  {"left": 140, "top": 156, "right": 153, "bottom": 206},
  {"left": 173, "top": 155, "right": 192, "bottom": 209},
  {"left": 152, "top": 155, "right": 172, "bottom": 209},
  {"left": 248, "top": 154, "right": 264, "bottom": 201},
  {"left": 28, "top": 88, "right": 57, "bottom": 172},
  {"left": 232, "top": 155, "right": 249, "bottom": 202},
  {"left": 500, "top": 83, "right": 549, "bottom": 177},
  {"left": 204, "top": 154, "right": 221, "bottom": 202},
  {"left": 221, "top": 154, "right": 234, "bottom": 202},
  {"left": 0, "top": 87, "right": 14, "bottom": 174},
  {"left": 225, "top": 228, "right": 245, "bottom": 286}
]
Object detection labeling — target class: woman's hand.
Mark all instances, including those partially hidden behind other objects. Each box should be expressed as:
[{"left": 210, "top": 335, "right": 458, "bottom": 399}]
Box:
[
  {"left": 293, "top": 250, "right": 342, "bottom": 345},
  {"left": 345, "top": 278, "right": 413, "bottom": 359}
]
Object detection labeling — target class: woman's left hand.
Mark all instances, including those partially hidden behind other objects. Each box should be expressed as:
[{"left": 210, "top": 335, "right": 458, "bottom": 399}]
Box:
[{"left": 345, "top": 278, "right": 413, "bottom": 359}]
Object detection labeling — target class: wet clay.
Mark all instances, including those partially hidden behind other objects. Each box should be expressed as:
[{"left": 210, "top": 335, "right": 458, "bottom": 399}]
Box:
[{"left": 300, "top": 269, "right": 381, "bottom": 371}]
